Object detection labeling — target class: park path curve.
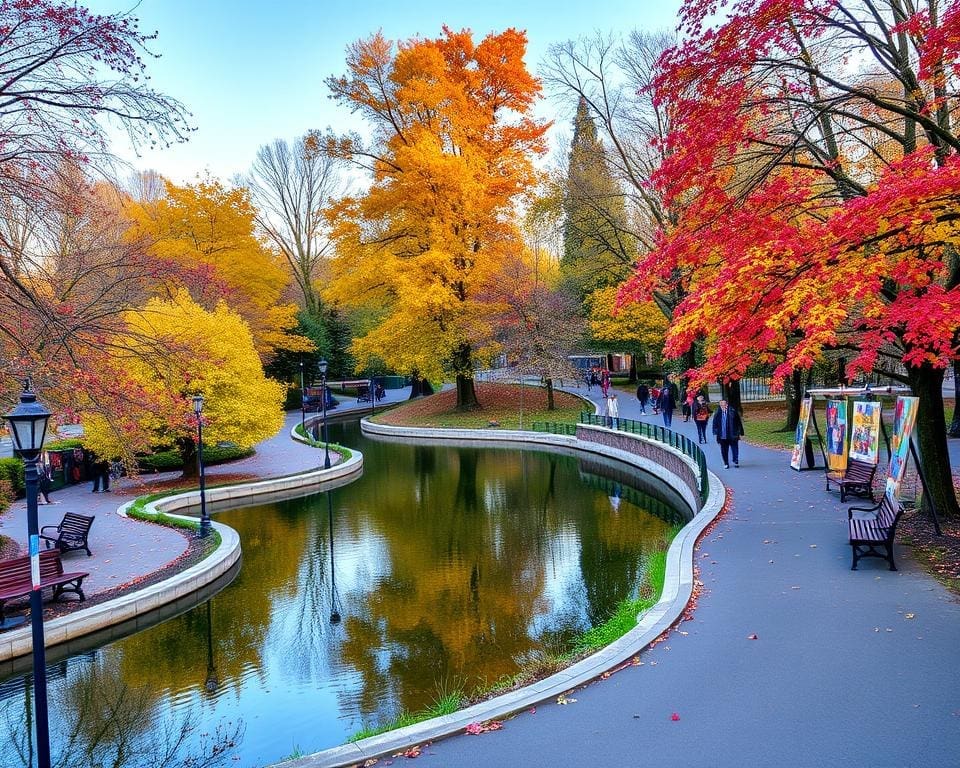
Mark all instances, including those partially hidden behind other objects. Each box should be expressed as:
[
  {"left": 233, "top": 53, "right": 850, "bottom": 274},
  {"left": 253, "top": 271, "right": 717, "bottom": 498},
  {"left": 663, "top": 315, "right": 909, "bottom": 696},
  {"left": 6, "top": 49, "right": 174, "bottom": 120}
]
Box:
[{"left": 406, "top": 384, "right": 960, "bottom": 768}]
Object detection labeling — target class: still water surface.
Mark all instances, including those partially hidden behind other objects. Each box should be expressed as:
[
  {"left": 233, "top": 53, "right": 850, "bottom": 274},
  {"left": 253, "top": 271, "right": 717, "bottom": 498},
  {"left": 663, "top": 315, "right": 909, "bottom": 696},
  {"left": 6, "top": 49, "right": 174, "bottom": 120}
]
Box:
[{"left": 0, "top": 421, "right": 687, "bottom": 767}]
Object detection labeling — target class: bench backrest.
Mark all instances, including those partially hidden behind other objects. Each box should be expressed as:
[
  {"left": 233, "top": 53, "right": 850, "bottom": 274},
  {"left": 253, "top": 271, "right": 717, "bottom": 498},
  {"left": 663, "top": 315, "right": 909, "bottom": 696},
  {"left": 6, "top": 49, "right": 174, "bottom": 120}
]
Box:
[
  {"left": 58, "top": 512, "right": 94, "bottom": 537},
  {"left": 876, "top": 494, "right": 903, "bottom": 533},
  {"left": 846, "top": 458, "right": 877, "bottom": 482},
  {"left": 0, "top": 550, "right": 63, "bottom": 590}
]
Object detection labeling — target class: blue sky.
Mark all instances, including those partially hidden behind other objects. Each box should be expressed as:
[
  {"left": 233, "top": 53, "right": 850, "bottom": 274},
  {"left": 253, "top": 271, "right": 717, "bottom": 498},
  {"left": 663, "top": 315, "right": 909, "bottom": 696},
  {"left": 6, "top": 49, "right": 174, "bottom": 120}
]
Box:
[{"left": 87, "top": 1, "right": 682, "bottom": 183}]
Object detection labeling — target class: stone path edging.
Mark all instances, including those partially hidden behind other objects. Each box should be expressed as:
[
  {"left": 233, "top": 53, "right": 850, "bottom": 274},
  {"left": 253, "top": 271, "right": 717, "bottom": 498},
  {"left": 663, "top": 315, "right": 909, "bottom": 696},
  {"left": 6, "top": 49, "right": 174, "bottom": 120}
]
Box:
[
  {"left": 0, "top": 452, "right": 365, "bottom": 662},
  {"left": 277, "top": 422, "right": 725, "bottom": 768}
]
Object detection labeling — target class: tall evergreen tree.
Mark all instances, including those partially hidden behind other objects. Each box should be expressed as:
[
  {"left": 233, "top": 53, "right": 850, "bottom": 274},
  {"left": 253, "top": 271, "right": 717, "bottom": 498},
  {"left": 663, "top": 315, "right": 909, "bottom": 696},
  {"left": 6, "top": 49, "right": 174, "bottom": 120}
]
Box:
[{"left": 561, "top": 98, "right": 634, "bottom": 301}]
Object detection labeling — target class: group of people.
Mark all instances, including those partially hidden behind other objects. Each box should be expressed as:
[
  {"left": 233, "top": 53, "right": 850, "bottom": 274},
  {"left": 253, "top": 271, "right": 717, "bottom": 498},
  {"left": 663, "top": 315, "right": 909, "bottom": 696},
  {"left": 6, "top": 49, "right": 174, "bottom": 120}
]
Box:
[
  {"left": 633, "top": 374, "right": 746, "bottom": 468},
  {"left": 34, "top": 454, "right": 115, "bottom": 505}
]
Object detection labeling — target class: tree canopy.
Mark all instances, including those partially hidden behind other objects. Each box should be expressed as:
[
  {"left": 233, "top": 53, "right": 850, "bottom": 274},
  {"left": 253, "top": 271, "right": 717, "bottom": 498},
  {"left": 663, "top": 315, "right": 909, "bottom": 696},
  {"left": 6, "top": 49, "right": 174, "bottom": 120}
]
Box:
[{"left": 324, "top": 26, "right": 549, "bottom": 407}]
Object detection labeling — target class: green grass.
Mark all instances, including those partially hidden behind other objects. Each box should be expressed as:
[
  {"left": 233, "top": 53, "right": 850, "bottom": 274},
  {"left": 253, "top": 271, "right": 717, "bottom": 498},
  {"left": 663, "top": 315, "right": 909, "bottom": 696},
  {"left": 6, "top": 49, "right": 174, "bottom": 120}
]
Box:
[
  {"left": 348, "top": 689, "right": 464, "bottom": 742},
  {"left": 574, "top": 548, "right": 669, "bottom": 653},
  {"left": 413, "top": 404, "right": 584, "bottom": 430},
  {"left": 292, "top": 424, "right": 353, "bottom": 460}
]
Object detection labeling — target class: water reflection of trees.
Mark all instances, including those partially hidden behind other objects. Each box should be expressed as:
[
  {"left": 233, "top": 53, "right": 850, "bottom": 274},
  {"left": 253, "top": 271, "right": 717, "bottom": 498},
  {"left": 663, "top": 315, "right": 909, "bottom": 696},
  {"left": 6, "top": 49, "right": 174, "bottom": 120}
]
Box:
[
  {"left": 0, "top": 422, "right": 681, "bottom": 758},
  {"left": 0, "top": 660, "right": 242, "bottom": 768}
]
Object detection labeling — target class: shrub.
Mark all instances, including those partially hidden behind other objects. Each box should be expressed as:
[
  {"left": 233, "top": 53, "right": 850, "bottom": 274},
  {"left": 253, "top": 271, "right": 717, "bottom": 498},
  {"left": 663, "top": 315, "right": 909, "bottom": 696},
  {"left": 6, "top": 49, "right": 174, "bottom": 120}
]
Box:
[
  {"left": 136, "top": 444, "right": 254, "bottom": 473},
  {"left": 44, "top": 438, "right": 84, "bottom": 451},
  {"left": 0, "top": 457, "right": 25, "bottom": 498}
]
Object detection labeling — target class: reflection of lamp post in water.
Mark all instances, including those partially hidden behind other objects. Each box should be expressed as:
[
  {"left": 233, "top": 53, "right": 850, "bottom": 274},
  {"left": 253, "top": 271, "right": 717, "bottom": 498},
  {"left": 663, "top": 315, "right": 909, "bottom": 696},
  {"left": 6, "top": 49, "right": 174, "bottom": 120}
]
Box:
[
  {"left": 204, "top": 600, "right": 218, "bottom": 694},
  {"left": 328, "top": 490, "right": 341, "bottom": 624},
  {"left": 318, "top": 359, "right": 331, "bottom": 470}
]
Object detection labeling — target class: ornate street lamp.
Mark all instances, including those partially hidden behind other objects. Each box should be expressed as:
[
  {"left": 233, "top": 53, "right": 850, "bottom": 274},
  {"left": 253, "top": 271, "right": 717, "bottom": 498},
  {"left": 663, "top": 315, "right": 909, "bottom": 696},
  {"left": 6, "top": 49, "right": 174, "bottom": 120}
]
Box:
[
  {"left": 4, "top": 382, "right": 52, "bottom": 768},
  {"left": 318, "top": 359, "right": 331, "bottom": 470},
  {"left": 193, "top": 395, "right": 211, "bottom": 537}
]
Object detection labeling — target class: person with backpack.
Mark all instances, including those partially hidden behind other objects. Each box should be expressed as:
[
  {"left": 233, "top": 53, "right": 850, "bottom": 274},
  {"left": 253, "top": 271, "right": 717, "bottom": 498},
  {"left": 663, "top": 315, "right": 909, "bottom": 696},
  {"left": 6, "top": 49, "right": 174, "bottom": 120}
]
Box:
[{"left": 693, "top": 394, "right": 711, "bottom": 443}]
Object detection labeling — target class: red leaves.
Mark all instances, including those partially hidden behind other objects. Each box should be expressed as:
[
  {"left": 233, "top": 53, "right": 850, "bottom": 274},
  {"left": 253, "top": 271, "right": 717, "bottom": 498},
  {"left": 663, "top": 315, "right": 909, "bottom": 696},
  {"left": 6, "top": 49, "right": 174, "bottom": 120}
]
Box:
[
  {"left": 464, "top": 720, "right": 503, "bottom": 735},
  {"left": 671, "top": 712, "right": 681, "bottom": 721}
]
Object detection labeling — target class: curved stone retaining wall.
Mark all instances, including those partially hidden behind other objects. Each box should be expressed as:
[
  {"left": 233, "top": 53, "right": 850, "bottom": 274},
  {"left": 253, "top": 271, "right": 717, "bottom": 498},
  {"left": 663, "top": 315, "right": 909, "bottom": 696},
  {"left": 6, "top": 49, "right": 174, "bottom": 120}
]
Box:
[
  {"left": 0, "top": 452, "right": 364, "bottom": 663},
  {"left": 575, "top": 424, "right": 705, "bottom": 512},
  {"left": 279, "top": 419, "right": 723, "bottom": 768}
]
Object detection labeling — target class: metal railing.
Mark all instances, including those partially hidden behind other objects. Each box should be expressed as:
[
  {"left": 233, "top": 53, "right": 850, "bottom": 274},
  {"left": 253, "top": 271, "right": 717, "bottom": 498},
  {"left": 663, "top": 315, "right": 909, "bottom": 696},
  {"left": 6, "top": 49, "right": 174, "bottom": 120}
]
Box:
[
  {"left": 578, "top": 413, "right": 710, "bottom": 505},
  {"left": 529, "top": 421, "right": 578, "bottom": 436}
]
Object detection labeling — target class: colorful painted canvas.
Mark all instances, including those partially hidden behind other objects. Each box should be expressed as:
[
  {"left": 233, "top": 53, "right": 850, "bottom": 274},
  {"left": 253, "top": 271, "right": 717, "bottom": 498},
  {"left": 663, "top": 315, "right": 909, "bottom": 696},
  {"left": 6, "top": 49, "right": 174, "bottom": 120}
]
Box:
[
  {"left": 790, "top": 396, "right": 813, "bottom": 470},
  {"left": 884, "top": 396, "right": 919, "bottom": 500},
  {"left": 825, "top": 399, "right": 848, "bottom": 472},
  {"left": 849, "top": 401, "right": 881, "bottom": 464}
]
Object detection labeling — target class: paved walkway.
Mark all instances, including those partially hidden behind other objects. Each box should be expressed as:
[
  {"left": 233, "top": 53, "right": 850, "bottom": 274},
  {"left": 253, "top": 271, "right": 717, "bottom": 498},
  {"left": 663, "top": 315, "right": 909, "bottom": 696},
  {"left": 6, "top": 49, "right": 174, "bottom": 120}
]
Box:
[
  {"left": 0, "top": 390, "right": 409, "bottom": 600},
  {"left": 414, "top": 385, "right": 960, "bottom": 768}
]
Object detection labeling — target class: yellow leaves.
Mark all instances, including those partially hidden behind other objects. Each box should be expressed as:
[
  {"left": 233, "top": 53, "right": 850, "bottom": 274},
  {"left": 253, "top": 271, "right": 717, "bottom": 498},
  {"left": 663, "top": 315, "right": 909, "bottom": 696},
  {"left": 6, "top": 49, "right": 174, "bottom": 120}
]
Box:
[
  {"left": 589, "top": 286, "right": 668, "bottom": 348},
  {"left": 81, "top": 291, "right": 285, "bottom": 459},
  {"left": 124, "top": 178, "right": 305, "bottom": 361}
]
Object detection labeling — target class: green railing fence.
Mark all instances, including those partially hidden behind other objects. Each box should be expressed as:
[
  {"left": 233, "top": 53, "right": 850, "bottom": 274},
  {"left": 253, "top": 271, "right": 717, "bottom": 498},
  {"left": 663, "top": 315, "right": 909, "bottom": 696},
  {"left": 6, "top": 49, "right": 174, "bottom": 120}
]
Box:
[{"left": 529, "top": 415, "right": 711, "bottom": 505}]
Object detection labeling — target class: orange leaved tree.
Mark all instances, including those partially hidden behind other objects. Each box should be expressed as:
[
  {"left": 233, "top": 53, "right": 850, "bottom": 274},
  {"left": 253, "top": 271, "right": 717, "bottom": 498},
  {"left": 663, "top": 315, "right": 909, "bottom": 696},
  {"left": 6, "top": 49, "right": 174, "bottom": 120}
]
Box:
[{"left": 324, "top": 27, "right": 549, "bottom": 408}]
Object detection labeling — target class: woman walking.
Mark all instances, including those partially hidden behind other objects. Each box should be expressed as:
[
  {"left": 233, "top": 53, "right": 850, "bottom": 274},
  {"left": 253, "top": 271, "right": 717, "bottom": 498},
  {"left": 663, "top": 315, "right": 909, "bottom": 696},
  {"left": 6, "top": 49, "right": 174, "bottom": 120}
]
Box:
[{"left": 693, "top": 395, "right": 711, "bottom": 443}]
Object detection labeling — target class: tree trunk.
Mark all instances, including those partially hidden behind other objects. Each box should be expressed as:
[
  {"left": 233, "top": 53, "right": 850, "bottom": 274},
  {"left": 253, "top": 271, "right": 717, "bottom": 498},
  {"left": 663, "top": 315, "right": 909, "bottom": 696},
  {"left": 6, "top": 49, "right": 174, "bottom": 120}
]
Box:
[
  {"left": 545, "top": 378, "right": 555, "bottom": 411},
  {"left": 722, "top": 379, "right": 742, "bottom": 414},
  {"left": 452, "top": 342, "right": 479, "bottom": 410},
  {"left": 949, "top": 357, "right": 960, "bottom": 438},
  {"left": 908, "top": 363, "right": 960, "bottom": 518},
  {"left": 781, "top": 368, "right": 811, "bottom": 432},
  {"left": 176, "top": 436, "right": 198, "bottom": 479},
  {"left": 628, "top": 355, "right": 637, "bottom": 384}
]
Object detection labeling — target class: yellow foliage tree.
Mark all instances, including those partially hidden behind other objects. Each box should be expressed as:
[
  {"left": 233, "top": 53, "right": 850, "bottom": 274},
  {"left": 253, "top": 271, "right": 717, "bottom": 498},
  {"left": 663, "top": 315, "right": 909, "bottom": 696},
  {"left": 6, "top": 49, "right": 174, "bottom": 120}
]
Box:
[
  {"left": 81, "top": 291, "right": 286, "bottom": 475},
  {"left": 124, "top": 178, "right": 312, "bottom": 362},
  {"left": 588, "top": 285, "right": 668, "bottom": 361},
  {"left": 324, "top": 27, "right": 549, "bottom": 408}
]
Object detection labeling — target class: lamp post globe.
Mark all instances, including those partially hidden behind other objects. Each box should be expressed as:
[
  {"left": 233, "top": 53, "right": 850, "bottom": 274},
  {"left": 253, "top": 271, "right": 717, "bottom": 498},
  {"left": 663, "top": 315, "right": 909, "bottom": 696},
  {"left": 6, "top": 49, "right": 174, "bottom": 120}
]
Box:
[
  {"left": 193, "top": 394, "right": 211, "bottom": 537},
  {"left": 318, "top": 359, "right": 331, "bottom": 470},
  {"left": 3, "top": 382, "right": 52, "bottom": 768}
]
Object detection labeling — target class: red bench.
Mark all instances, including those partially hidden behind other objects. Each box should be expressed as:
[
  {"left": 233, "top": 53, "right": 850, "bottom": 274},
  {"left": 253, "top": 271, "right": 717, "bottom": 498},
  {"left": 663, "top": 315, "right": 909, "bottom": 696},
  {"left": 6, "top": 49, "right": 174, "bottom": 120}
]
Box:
[
  {"left": 0, "top": 549, "right": 89, "bottom": 624},
  {"left": 848, "top": 494, "right": 905, "bottom": 571},
  {"left": 826, "top": 457, "right": 878, "bottom": 503}
]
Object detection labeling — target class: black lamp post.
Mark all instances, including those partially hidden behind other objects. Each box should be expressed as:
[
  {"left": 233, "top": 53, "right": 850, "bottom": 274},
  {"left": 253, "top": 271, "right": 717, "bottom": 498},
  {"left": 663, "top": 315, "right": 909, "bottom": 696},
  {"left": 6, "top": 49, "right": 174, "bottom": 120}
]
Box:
[
  {"left": 318, "top": 359, "right": 331, "bottom": 469},
  {"left": 193, "top": 395, "right": 211, "bottom": 538},
  {"left": 4, "top": 383, "right": 52, "bottom": 768}
]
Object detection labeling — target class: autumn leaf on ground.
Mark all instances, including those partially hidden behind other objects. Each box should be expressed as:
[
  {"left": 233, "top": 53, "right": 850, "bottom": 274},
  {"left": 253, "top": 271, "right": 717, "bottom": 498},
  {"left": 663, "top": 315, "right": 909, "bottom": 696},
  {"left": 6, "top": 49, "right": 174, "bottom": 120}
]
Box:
[
  {"left": 747, "top": 633, "right": 758, "bottom": 640},
  {"left": 465, "top": 721, "right": 503, "bottom": 735},
  {"left": 402, "top": 745, "right": 421, "bottom": 758},
  {"left": 557, "top": 694, "right": 577, "bottom": 705},
  {"left": 905, "top": 613, "right": 916, "bottom": 619},
  {"left": 671, "top": 712, "right": 681, "bottom": 721},
  {"left": 363, "top": 760, "right": 379, "bottom": 767}
]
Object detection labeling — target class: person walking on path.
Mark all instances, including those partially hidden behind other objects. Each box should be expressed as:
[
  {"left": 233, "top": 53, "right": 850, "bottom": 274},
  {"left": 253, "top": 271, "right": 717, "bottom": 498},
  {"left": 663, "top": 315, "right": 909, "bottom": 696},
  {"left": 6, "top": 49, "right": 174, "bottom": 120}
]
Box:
[
  {"left": 92, "top": 458, "right": 111, "bottom": 492},
  {"left": 608, "top": 394, "right": 619, "bottom": 427},
  {"left": 38, "top": 462, "right": 55, "bottom": 504},
  {"left": 658, "top": 374, "right": 678, "bottom": 428},
  {"left": 600, "top": 369, "right": 611, "bottom": 398},
  {"left": 682, "top": 388, "right": 696, "bottom": 422},
  {"left": 693, "top": 394, "right": 711, "bottom": 443},
  {"left": 650, "top": 385, "right": 661, "bottom": 415},
  {"left": 711, "top": 398, "right": 745, "bottom": 468},
  {"left": 636, "top": 383, "right": 650, "bottom": 414}
]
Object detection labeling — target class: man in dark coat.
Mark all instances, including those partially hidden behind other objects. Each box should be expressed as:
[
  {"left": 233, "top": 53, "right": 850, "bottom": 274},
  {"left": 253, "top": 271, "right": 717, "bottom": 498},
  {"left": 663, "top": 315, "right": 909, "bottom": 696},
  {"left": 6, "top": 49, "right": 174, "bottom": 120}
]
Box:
[
  {"left": 711, "top": 398, "right": 746, "bottom": 468},
  {"left": 658, "top": 374, "right": 679, "bottom": 428}
]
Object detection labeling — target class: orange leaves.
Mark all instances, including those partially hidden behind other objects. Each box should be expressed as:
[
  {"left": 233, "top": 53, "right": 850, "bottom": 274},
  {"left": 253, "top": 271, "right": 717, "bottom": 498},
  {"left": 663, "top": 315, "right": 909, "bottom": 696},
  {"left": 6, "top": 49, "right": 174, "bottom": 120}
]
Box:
[{"left": 325, "top": 27, "right": 548, "bottom": 379}]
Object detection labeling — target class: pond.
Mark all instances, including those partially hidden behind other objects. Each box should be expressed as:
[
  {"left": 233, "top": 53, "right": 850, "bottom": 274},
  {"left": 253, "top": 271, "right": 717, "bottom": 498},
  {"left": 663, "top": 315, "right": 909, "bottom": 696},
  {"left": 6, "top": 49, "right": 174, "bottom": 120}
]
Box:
[{"left": 0, "top": 420, "right": 689, "bottom": 768}]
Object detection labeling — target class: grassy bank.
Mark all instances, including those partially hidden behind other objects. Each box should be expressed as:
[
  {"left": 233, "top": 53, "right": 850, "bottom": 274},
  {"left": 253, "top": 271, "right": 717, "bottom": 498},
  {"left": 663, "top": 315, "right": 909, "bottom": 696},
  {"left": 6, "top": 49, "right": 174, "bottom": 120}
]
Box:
[
  {"left": 370, "top": 382, "right": 586, "bottom": 430},
  {"left": 348, "top": 536, "right": 676, "bottom": 742}
]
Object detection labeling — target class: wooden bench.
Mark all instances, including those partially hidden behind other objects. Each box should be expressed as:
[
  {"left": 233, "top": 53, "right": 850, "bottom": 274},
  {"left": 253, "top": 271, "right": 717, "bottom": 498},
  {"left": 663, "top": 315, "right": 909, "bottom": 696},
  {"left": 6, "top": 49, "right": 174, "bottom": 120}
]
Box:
[
  {"left": 848, "top": 494, "right": 905, "bottom": 571},
  {"left": 0, "top": 549, "right": 89, "bottom": 623},
  {"left": 826, "top": 457, "right": 878, "bottom": 503},
  {"left": 40, "top": 512, "right": 95, "bottom": 556}
]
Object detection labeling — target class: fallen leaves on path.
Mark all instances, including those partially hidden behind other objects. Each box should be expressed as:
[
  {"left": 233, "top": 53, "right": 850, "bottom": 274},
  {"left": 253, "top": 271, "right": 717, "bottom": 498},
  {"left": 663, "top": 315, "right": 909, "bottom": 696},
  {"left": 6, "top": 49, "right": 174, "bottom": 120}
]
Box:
[{"left": 465, "top": 720, "right": 503, "bottom": 735}]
